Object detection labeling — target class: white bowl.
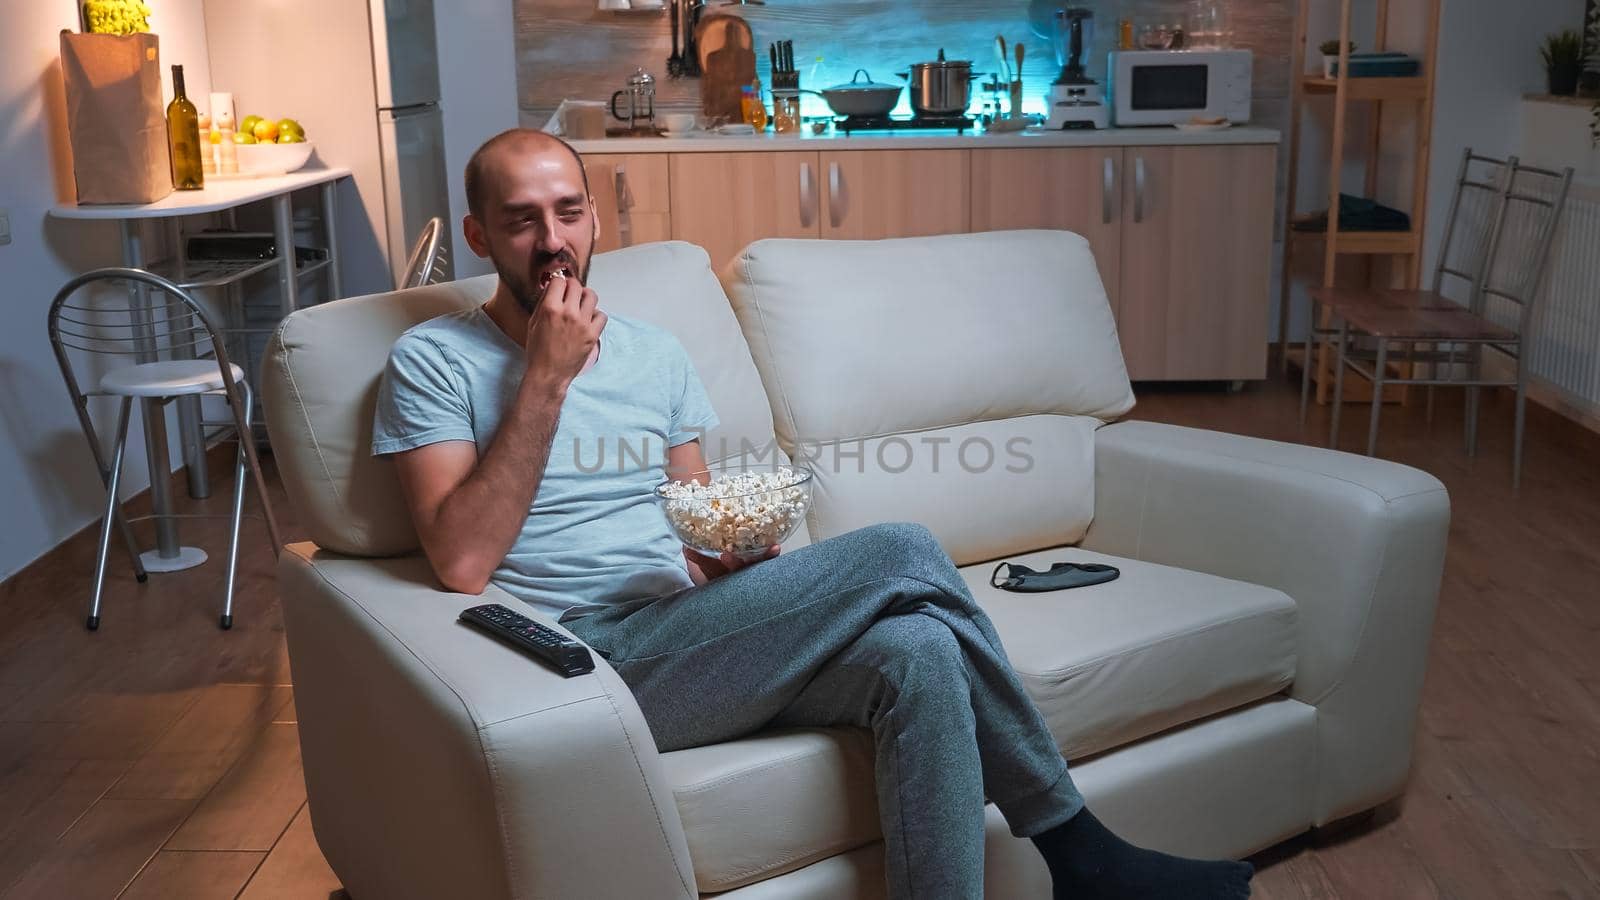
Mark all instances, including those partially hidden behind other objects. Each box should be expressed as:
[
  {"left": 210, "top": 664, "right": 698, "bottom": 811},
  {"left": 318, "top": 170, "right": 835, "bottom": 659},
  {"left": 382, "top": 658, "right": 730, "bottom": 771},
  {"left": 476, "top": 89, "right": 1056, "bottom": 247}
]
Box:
[
  {"left": 660, "top": 112, "right": 697, "bottom": 133},
  {"left": 235, "top": 141, "right": 314, "bottom": 175}
]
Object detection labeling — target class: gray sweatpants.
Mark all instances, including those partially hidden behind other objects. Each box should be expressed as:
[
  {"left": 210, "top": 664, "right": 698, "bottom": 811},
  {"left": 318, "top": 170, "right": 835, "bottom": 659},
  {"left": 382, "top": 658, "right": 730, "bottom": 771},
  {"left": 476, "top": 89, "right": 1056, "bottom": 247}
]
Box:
[{"left": 561, "top": 522, "right": 1084, "bottom": 898}]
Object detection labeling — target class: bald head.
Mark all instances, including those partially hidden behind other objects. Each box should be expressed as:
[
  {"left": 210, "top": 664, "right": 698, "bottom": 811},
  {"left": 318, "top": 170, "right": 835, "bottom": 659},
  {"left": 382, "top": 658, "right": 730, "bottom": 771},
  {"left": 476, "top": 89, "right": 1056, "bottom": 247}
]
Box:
[
  {"left": 460, "top": 127, "right": 600, "bottom": 311},
  {"left": 464, "top": 128, "right": 589, "bottom": 221}
]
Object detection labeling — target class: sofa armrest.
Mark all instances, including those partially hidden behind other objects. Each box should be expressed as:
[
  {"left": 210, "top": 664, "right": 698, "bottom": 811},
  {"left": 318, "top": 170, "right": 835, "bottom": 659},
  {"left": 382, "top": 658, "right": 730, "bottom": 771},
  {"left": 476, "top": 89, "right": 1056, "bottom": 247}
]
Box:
[
  {"left": 1082, "top": 422, "right": 1450, "bottom": 823},
  {"left": 279, "top": 543, "right": 697, "bottom": 900}
]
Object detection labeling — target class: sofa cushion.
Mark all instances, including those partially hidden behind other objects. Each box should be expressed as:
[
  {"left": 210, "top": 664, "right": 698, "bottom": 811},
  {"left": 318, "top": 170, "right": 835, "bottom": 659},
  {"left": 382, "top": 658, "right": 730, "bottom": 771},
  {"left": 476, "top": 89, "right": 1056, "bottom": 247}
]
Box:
[
  {"left": 965, "top": 548, "right": 1299, "bottom": 760},
  {"left": 263, "top": 275, "right": 495, "bottom": 556},
  {"left": 660, "top": 728, "right": 879, "bottom": 893},
  {"left": 263, "top": 241, "right": 786, "bottom": 557},
  {"left": 659, "top": 549, "right": 1296, "bottom": 893},
  {"left": 722, "top": 231, "right": 1135, "bottom": 566}
]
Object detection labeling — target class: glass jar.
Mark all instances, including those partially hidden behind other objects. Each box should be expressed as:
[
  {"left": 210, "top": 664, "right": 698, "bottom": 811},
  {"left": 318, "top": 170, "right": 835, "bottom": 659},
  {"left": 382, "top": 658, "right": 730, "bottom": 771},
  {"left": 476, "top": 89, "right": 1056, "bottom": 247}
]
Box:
[
  {"left": 772, "top": 90, "right": 801, "bottom": 135},
  {"left": 1187, "top": 0, "right": 1231, "bottom": 48}
]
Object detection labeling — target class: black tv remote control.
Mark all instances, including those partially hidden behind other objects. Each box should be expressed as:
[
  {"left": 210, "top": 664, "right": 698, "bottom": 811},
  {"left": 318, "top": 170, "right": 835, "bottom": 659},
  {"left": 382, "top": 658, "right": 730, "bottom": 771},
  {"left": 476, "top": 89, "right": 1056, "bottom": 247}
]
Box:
[{"left": 458, "top": 604, "right": 595, "bottom": 677}]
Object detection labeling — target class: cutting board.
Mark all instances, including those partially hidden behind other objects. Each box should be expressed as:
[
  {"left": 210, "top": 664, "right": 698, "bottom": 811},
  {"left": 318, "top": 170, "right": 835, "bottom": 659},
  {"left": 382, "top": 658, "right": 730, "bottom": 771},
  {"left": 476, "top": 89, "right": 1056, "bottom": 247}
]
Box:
[{"left": 697, "top": 13, "right": 756, "bottom": 125}]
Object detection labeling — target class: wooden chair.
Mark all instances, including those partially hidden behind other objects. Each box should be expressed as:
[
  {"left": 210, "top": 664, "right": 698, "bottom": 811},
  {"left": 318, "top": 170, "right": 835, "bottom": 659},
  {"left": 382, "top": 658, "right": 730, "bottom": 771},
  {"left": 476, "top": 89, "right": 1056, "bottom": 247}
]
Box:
[{"left": 1301, "top": 150, "right": 1573, "bottom": 488}]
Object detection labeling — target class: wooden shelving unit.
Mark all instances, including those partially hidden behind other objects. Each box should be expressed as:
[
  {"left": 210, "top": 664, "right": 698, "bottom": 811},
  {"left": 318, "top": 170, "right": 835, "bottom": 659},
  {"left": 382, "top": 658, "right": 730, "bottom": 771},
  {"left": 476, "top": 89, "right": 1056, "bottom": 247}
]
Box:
[{"left": 1278, "top": 0, "right": 1442, "bottom": 402}]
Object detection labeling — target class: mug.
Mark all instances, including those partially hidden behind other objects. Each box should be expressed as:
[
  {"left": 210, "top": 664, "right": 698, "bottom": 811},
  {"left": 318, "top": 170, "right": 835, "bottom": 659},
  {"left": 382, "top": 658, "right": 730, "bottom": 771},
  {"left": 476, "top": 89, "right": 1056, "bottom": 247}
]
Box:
[{"left": 660, "top": 112, "right": 696, "bottom": 133}]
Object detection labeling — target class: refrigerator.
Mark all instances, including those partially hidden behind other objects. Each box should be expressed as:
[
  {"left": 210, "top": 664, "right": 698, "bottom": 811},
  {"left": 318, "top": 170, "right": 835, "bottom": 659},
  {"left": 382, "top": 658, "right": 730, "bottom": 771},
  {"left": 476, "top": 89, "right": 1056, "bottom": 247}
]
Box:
[{"left": 204, "top": 0, "right": 454, "bottom": 293}]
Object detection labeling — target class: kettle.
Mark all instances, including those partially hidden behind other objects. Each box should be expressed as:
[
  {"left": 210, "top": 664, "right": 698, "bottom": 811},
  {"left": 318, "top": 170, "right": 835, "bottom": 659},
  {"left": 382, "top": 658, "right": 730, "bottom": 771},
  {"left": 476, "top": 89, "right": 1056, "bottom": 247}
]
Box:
[{"left": 610, "top": 67, "right": 657, "bottom": 131}]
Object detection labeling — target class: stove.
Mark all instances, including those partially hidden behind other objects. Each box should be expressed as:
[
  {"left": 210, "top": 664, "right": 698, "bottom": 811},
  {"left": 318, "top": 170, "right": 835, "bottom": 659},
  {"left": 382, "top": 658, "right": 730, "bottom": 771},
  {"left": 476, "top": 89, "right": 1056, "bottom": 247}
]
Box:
[{"left": 836, "top": 114, "right": 976, "bottom": 135}]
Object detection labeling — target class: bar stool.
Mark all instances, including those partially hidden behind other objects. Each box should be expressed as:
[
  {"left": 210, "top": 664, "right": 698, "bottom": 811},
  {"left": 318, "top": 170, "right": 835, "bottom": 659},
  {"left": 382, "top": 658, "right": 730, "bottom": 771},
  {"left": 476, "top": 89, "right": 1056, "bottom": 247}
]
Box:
[
  {"left": 48, "top": 267, "right": 282, "bottom": 630},
  {"left": 400, "top": 216, "right": 449, "bottom": 288}
]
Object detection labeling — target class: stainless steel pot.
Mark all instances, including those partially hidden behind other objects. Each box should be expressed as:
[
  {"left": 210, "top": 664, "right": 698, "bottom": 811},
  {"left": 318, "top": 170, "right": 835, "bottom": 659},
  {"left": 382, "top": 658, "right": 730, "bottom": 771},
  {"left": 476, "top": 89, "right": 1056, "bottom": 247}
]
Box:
[
  {"left": 900, "top": 52, "right": 973, "bottom": 117},
  {"left": 810, "top": 69, "right": 902, "bottom": 117}
]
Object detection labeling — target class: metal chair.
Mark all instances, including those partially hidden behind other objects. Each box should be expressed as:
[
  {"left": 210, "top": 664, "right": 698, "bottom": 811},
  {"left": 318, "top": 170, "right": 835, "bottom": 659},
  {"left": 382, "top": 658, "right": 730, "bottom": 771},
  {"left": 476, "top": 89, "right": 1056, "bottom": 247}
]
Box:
[
  {"left": 1301, "top": 151, "right": 1574, "bottom": 488},
  {"left": 49, "top": 268, "right": 282, "bottom": 630},
  {"left": 400, "top": 217, "right": 450, "bottom": 289}
]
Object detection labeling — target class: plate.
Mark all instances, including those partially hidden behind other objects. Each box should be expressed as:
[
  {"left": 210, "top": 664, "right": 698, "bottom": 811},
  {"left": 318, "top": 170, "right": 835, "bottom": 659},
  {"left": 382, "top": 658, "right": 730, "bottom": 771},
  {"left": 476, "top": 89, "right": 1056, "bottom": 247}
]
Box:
[{"left": 1174, "top": 121, "right": 1232, "bottom": 132}]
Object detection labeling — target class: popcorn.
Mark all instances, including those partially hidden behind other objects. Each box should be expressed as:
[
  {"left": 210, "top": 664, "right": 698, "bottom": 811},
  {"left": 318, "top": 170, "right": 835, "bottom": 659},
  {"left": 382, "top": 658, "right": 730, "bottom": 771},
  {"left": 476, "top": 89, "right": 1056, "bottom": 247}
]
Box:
[{"left": 657, "top": 467, "right": 811, "bottom": 557}]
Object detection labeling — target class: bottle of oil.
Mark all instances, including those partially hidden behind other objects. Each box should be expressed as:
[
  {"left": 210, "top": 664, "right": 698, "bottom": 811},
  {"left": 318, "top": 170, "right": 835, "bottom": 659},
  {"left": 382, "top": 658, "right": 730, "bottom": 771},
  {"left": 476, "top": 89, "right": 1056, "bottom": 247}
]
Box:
[{"left": 166, "top": 65, "right": 204, "bottom": 190}]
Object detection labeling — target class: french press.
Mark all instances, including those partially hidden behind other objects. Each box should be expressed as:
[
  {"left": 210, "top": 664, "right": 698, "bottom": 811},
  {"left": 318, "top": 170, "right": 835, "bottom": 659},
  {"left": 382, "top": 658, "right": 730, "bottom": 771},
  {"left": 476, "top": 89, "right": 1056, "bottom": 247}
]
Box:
[{"left": 610, "top": 67, "right": 657, "bottom": 131}]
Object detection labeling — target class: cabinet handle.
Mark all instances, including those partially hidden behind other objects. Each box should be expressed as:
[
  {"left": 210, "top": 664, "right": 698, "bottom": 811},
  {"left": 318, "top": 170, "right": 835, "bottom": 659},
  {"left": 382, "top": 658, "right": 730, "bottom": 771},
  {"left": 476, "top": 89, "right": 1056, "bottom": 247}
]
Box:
[
  {"left": 1134, "top": 155, "right": 1147, "bottom": 224},
  {"left": 1102, "top": 156, "right": 1115, "bottom": 225},
  {"left": 615, "top": 165, "right": 634, "bottom": 211},
  {"left": 828, "top": 161, "right": 843, "bottom": 228},
  {"left": 614, "top": 165, "right": 634, "bottom": 246},
  {"left": 799, "top": 162, "right": 816, "bottom": 228}
]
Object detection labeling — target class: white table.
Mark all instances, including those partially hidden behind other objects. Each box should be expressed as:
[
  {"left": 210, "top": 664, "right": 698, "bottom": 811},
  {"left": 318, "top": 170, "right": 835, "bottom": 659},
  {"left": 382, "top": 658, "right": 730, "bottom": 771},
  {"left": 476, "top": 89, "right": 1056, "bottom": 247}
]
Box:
[{"left": 50, "top": 167, "right": 350, "bottom": 570}]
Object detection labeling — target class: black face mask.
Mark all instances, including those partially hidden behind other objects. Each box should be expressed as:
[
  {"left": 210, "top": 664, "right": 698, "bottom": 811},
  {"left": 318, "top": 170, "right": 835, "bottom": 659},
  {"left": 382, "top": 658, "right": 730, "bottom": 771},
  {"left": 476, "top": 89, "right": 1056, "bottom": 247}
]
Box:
[{"left": 989, "top": 561, "right": 1120, "bottom": 593}]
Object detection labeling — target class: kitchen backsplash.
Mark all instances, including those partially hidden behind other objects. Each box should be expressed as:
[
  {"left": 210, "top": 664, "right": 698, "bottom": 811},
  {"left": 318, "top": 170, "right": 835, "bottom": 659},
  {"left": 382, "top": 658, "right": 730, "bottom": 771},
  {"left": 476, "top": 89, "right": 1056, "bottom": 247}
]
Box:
[{"left": 515, "top": 0, "right": 1293, "bottom": 129}]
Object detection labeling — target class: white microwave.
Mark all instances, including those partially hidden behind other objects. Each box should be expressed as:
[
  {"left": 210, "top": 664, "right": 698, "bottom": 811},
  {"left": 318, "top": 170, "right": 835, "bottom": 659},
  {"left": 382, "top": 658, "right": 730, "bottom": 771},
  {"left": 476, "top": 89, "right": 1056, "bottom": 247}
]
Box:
[{"left": 1109, "top": 49, "right": 1253, "bottom": 126}]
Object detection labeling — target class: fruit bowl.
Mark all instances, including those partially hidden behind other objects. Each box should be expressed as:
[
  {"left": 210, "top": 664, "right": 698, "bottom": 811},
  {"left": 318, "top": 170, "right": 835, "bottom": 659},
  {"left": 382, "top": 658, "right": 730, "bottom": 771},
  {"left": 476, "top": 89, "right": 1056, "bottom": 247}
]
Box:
[
  {"left": 655, "top": 463, "right": 813, "bottom": 560},
  {"left": 235, "top": 141, "right": 314, "bottom": 176}
]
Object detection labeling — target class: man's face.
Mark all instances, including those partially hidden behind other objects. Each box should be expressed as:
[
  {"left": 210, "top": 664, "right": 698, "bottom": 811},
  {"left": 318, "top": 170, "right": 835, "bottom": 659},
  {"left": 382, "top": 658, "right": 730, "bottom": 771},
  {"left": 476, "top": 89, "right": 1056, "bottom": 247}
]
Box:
[{"left": 464, "top": 142, "right": 597, "bottom": 312}]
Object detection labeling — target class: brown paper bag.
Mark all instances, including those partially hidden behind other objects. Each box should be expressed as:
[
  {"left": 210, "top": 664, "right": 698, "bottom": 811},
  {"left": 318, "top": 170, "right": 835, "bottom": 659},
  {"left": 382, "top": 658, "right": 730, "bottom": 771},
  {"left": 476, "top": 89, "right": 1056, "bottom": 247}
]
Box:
[{"left": 60, "top": 31, "right": 173, "bottom": 205}]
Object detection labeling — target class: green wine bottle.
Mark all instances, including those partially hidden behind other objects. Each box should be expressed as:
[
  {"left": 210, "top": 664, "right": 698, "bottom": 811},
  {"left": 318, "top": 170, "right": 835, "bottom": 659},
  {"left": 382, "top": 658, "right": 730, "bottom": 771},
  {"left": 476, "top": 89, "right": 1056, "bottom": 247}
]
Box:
[{"left": 167, "top": 65, "right": 204, "bottom": 190}]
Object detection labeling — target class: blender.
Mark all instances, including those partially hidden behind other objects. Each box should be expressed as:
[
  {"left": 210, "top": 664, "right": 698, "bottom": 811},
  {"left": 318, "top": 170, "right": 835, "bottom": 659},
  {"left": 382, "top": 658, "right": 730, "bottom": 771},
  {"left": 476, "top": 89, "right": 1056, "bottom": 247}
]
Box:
[{"left": 1045, "top": 7, "right": 1109, "bottom": 130}]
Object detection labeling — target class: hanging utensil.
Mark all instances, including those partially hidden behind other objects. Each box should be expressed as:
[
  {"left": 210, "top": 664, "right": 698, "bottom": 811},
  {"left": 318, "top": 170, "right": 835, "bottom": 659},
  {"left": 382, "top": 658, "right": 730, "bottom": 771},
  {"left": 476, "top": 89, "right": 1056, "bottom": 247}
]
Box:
[{"left": 667, "top": 0, "right": 685, "bottom": 77}]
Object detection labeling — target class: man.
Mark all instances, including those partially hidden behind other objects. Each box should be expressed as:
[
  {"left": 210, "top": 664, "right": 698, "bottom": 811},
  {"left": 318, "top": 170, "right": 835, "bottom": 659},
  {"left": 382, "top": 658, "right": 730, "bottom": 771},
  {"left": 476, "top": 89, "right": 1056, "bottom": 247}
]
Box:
[{"left": 372, "top": 128, "right": 1254, "bottom": 900}]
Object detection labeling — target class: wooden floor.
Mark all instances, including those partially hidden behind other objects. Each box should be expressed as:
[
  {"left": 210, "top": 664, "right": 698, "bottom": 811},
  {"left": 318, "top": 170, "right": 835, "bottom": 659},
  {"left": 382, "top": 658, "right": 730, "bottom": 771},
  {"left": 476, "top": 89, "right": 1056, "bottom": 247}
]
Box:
[{"left": 1, "top": 375, "right": 1597, "bottom": 899}]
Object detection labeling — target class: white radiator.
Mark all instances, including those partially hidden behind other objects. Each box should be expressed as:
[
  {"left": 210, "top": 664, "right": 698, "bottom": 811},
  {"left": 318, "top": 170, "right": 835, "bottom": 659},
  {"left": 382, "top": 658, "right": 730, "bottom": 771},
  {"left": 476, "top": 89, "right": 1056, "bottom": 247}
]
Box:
[
  {"left": 1477, "top": 175, "right": 1600, "bottom": 423},
  {"left": 1524, "top": 178, "right": 1600, "bottom": 416}
]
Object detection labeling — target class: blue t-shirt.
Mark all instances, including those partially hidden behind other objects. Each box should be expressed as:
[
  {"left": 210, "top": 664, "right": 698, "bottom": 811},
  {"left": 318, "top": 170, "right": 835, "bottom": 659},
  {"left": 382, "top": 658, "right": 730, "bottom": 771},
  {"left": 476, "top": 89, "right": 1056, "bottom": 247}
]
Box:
[{"left": 371, "top": 305, "right": 719, "bottom": 618}]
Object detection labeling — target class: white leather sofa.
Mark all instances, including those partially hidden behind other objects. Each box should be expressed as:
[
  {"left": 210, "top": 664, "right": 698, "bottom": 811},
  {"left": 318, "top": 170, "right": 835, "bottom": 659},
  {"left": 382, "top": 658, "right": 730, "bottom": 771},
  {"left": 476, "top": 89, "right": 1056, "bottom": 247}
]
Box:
[{"left": 261, "top": 232, "right": 1450, "bottom": 899}]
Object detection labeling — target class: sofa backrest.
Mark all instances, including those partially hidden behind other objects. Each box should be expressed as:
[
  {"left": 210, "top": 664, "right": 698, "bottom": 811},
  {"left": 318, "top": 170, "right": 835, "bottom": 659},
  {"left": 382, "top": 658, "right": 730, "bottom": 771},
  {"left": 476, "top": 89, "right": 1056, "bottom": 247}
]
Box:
[
  {"left": 263, "top": 241, "right": 782, "bottom": 557},
  {"left": 722, "top": 230, "right": 1135, "bottom": 565}
]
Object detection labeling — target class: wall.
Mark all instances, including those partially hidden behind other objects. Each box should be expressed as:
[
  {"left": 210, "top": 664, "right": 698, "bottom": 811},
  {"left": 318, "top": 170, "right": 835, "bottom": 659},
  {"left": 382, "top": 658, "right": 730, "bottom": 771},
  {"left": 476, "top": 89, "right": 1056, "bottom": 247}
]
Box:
[
  {"left": 0, "top": 1, "right": 213, "bottom": 581},
  {"left": 438, "top": 0, "right": 521, "bottom": 279},
  {"left": 1421, "top": 0, "right": 1587, "bottom": 275},
  {"left": 1519, "top": 96, "right": 1600, "bottom": 178},
  {"left": 513, "top": 0, "right": 1294, "bottom": 129}
]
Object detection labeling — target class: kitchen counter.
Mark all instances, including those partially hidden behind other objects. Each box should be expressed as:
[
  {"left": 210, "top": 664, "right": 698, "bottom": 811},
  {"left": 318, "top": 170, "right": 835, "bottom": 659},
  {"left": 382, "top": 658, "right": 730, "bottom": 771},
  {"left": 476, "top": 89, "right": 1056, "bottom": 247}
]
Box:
[
  {"left": 50, "top": 166, "right": 352, "bottom": 219},
  {"left": 570, "top": 125, "right": 1279, "bottom": 154}
]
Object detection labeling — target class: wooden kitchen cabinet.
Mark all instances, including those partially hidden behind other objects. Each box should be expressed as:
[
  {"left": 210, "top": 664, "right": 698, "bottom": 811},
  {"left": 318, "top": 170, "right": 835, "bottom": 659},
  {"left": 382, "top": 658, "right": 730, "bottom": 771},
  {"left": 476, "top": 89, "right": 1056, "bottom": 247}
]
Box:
[
  {"left": 584, "top": 154, "right": 672, "bottom": 253},
  {"left": 669, "top": 152, "right": 820, "bottom": 269},
  {"left": 592, "top": 139, "right": 1276, "bottom": 382},
  {"left": 970, "top": 147, "right": 1124, "bottom": 315},
  {"left": 1117, "top": 145, "right": 1276, "bottom": 381},
  {"left": 819, "top": 150, "right": 970, "bottom": 240}
]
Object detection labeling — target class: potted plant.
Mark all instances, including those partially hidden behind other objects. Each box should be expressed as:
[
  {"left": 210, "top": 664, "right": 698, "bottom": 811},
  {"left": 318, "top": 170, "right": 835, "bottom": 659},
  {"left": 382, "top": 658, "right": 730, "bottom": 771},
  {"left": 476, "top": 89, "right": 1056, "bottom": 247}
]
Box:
[
  {"left": 1582, "top": 0, "right": 1600, "bottom": 97},
  {"left": 1319, "top": 39, "right": 1356, "bottom": 79},
  {"left": 1541, "top": 29, "right": 1584, "bottom": 96}
]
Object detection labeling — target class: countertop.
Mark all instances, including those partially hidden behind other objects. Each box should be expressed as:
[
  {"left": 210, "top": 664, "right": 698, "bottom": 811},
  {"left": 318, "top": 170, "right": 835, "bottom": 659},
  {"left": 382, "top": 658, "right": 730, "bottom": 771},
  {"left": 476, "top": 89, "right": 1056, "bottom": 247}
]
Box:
[
  {"left": 570, "top": 126, "right": 1280, "bottom": 154},
  {"left": 50, "top": 167, "right": 352, "bottom": 220}
]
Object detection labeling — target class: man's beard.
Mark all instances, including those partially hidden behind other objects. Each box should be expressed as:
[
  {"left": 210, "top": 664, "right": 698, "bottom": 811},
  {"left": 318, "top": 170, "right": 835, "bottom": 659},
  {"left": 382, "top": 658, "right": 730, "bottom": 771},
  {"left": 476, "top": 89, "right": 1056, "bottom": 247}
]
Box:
[{"left": 502, "top": 247, "right": 591, "bottom": 314}]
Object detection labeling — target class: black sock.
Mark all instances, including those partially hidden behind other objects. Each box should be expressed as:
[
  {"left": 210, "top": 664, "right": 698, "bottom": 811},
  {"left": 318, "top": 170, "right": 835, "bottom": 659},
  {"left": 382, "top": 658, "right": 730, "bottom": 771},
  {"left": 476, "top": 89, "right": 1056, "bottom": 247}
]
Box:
[{"left": 1029, "top": 808, "right": 1254, "bottom": 900}]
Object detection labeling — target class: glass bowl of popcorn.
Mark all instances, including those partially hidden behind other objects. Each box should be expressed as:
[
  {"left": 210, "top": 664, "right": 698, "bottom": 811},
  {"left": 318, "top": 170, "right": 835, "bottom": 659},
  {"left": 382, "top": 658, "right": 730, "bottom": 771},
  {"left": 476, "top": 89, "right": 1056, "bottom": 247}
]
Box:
[{"left": 655, "top": 463, "right": 814, "bottom": 561}]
